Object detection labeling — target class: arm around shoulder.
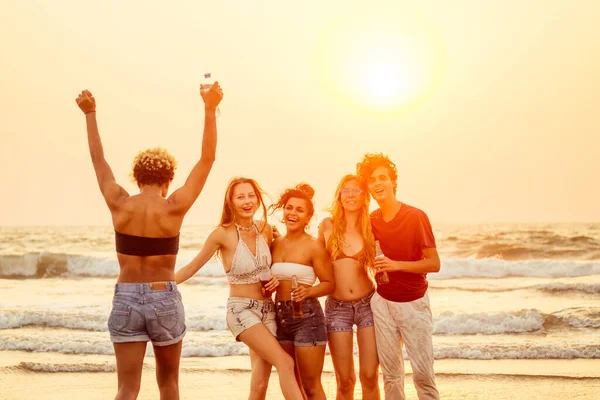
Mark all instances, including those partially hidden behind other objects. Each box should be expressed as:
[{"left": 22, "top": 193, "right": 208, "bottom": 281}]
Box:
[
  {"left": 175, "top": 227, "right": 224, "bottom": 284},
  {"left": 307, "top": 239, "right": 335, "bottom": 297}
]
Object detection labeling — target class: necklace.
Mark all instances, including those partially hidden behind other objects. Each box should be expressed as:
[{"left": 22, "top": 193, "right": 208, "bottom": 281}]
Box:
[
  {"left": 140, "top": 192, "right": 162, "bottom": 197},
  {"left": 235, "top": 223, "right": 253, "bottom": 232}
]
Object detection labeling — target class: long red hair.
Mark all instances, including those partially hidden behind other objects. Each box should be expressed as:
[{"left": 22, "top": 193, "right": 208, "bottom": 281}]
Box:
[
  {"left": 326, "top": 175, "right": 375, "bottom": 273},
  {"left": 219, "top": 177, "right": 268, "bottom": 230}
]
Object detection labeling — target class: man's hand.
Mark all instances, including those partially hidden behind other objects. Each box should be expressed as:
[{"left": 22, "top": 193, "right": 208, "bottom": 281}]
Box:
[
  {"left": 200, "top": 81, "right": 223, "bottom": 111},
  {"left": 76, "top": 90, "right": 96, "bottom": 114},
  {"left": 374, "top": 256, "right": 399, "bottom": 273}
]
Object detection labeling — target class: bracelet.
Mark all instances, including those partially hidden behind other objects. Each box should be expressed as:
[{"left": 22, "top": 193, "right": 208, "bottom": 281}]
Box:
[{"left": 85, "top": 110, "right": 96, "bottom": 115}]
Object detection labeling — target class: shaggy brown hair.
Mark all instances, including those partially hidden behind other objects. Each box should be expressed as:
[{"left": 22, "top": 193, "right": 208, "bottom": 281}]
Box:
[{"left": 356, "top": 153, "right": 398, "bottom": 194}]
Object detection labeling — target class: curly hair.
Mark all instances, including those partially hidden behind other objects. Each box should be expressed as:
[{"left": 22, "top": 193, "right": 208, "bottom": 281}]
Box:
[
  {"left": 326, "top": 175, "right": 375, "bottom": 274},
  {"left": 356, "top": 153, "right": 398, "bottom": 194},
  {"left": 130, "top": 147, "right": 177, "bottom": 186},
  {"left": 269, "top": 183, "right": 315, "bottom": 220},
  {"left": 219, "top": 177, "right": 268, "bottom": 230}
]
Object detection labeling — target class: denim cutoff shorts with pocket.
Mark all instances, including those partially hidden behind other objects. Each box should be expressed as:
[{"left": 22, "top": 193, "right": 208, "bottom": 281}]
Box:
[
  {"left": 275, "top": 298, "right": 327, "bottom": 347},
  {"left": 108, "top": 281, "right": 186, "bottom": 346}
]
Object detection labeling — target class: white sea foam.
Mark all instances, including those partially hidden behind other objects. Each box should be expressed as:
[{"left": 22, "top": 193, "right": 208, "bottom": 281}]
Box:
[
  {"left": 18, "top": 362, "right": 116, "bottom": 373},
  {"left": 1, "top": 330, "right": 598, "bottom": 360},
  {"left": 434, "top": 258, "right": 600, "bottom": 279},
  {"left": 2, "top": 307, "right": 596, "bottom": 334},
  {"left": 433, "top": 343, "right": 600, "bottom": 360},
  {"left": 0, "top": 308, "right": 228, "bottom": 332},
  {"left": 534, "top": 282, "right": 600, "bottom": 294},
  {"left": 3, "top": 252, "right": 600, "bottom": 280},
  {"left": 433, "top": 309, "right": 545, "bottom": 335}
]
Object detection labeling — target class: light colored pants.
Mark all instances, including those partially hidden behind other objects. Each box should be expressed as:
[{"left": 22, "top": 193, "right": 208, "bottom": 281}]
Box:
[{"left": 370, "top": 292, "right": 439, "bottom": 400}]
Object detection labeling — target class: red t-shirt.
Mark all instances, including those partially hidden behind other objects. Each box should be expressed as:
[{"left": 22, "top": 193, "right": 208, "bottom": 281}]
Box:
[{"left": 371, "top": 203, "right": 436, "bottom": 303}]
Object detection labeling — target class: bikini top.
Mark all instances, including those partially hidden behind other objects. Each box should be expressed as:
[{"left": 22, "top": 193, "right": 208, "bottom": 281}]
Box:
[
  {"left": 271, "top": 262, "right": 316, "bottom": 286},
  {"left": 226, "top": 224, "right": 271, "bottom": 285},
  {"left": 115, "top": 231, "right": 180, "bottom": 256},
  {"left": 333, "top": 247, "right": 365, "bottom": 262}
]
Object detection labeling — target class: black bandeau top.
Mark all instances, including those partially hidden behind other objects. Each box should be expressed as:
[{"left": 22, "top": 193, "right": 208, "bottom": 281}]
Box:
[{"left": 115, "top": 231, "right": 180, "bottom": 256}]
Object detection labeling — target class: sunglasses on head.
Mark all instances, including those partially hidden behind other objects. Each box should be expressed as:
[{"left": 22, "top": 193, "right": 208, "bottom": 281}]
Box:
[{"left": 340, "top": 188, "right": 362, "bottom": 196}]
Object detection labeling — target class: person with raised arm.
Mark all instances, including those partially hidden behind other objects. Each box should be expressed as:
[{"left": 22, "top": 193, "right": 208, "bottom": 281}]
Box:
[{"left": 75, "top": 82, "right": 222, "bottom": 400}]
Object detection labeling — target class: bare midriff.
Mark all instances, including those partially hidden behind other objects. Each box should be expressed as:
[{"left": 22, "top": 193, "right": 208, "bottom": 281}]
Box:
[
  {"left": 330, "top": 258, "right": 374, "bottom": 302},
  {"left": 229, "top": 282, "right": 269, "bottom": 300},
  {"left": 116, "top": 253, "right": 177, "bottom": 283},
  {"left": 275, "top": 280, "right": 312, "bottom": 301}
]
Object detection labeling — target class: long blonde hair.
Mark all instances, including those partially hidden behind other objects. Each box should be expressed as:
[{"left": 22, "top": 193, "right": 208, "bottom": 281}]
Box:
[
  {"left": 326, "top": 175, "right": 375, "bottom": 273},
  {"left": 219, "top": 177, "right": 268, "bottom": 230}
]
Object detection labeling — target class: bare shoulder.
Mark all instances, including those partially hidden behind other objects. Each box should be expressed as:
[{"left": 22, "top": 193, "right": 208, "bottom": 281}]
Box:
[
  {"left": 319, "top": 217, "right": 333, "bottom": 232},
  {"left": 212, "top": 225, "right": 233, "bottom": 244},
  {"left": 308, "top": 235, "right": 327, "bottom": 252},
  {"left": 271, "top": 235, "right": 284, "bottom": 249}
]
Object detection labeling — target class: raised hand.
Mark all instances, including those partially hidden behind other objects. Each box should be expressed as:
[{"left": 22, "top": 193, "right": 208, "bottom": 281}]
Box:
[
  {"left": 75, "top": 90, "right": 96, "bottom": 114},
  {"left": 200, "top": 81, "right": 223, "bottom": 111}
]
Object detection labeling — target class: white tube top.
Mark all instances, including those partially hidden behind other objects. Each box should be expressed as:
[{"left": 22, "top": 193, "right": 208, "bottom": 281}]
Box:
[{"left": 271, "top": 262, "right": 316, "bottom": 286}]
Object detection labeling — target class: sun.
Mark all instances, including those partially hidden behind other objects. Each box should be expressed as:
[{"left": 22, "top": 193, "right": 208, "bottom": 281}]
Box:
[
  {"left": 312, "top": 8, "right": 445, "bottom": 113},
  {"left": 344, "top": 37, "right": 423, "bottom": 110}
]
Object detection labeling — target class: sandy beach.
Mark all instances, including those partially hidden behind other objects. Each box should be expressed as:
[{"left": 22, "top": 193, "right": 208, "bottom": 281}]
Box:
[{"left": 1, "top": 351, "right": 599, "bottom": 399}]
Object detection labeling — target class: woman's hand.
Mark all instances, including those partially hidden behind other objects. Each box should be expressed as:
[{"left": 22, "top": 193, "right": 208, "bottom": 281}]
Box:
[
  {"left": 75, "top": 90, "right": 96, "bottom": 114},
  {"left": 265, "top": 274, "right": 279, "bottom": 292},
  {"left": 291, "top": 286, "right": 310, "bottom": 302},
  {"left": 200, "top": 81, "right": 223, "bottom": 111}
]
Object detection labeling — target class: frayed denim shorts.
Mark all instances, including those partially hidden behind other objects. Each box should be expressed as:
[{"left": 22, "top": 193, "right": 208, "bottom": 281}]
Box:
[
  {"left": 325, "top": 290, "right": 375, "bottom": 333},
  {"left": 226, "top": 297, "right": 277, "bottom": 341},
  {"left": 108, "top": 281, "right": 186, "bottom": 347}
]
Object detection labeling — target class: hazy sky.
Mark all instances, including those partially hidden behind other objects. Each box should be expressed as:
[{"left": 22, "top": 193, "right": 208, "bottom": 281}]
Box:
[{"left": 1, "top": 0, "right": 598, "bottom": 226}]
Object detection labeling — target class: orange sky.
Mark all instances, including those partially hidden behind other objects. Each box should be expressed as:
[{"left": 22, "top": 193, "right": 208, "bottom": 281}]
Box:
[{"left": 1, "top": 0, "right": 599, "bottom": 225}]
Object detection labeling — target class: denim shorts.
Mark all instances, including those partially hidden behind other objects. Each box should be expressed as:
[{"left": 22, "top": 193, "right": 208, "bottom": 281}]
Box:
[
  {"left": 108, "top": 281, "right": 186, "bottom": 347},
  {"left": 325, "top": 290, "right": 375, "bottom": 333},
  {"left": 226, "top": 297, "right": 277, "bottom": 341},
  {"left": 275, "top": 298, "right": 327, "bottom": 347}
]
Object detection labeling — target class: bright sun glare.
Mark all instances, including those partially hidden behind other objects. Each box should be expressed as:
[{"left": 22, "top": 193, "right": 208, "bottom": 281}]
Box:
[{"left": 314, "top": 7, "right": 444, "bottom": 113}]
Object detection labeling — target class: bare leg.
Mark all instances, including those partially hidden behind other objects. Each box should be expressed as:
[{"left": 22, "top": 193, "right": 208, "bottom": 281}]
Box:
[
  {"left": 357, "top": 327, "right": 380, "bottom": 400},
  {"left": 153, "top": 340, "right": 183, "bottom": 400},
  {"left": 238, "top": 324, "right": 304, "bottom": 400},
  {"left": 328, "top": 332, "right": 356, "bottom": 400},
  {"left": 295, "top": 345, "right": 327, "bottom": 400},
  {"left": 248, "top": 348, "right": 273, "bottom": 400},
  {"left": 113, "top": 342, "right": 147, "bottom": 400},
  {"left": 280, "top": 343, "right": 306, "bottom": 399}
]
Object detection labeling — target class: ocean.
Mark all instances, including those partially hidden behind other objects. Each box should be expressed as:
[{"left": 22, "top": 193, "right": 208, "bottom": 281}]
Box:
[{"left": 1, "top": 222, "right": 599, "bottom": 398}]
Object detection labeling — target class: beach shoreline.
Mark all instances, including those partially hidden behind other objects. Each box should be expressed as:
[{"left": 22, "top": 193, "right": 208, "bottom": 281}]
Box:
[{"left": 1, "top": 351, "right": 599, "bottom": 399}]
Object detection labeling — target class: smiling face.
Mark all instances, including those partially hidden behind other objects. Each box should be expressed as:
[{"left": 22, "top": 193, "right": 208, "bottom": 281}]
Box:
[
  {"left": 339, "top": 178, "right": 365, "bottom": 213},
  {"left": 367, "top": 166, "right": 396, "bottom": 203},
  {"left": 283, "top": 197, "right": 312, "bottom": 232},
  {"left": 231, "top": 182, "right": 259, "bottom": 220}
]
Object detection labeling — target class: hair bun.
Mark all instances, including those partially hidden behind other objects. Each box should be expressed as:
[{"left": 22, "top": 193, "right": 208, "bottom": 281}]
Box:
[{"left": 295, "top": 183, "right": 315, "bottom": 200}]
